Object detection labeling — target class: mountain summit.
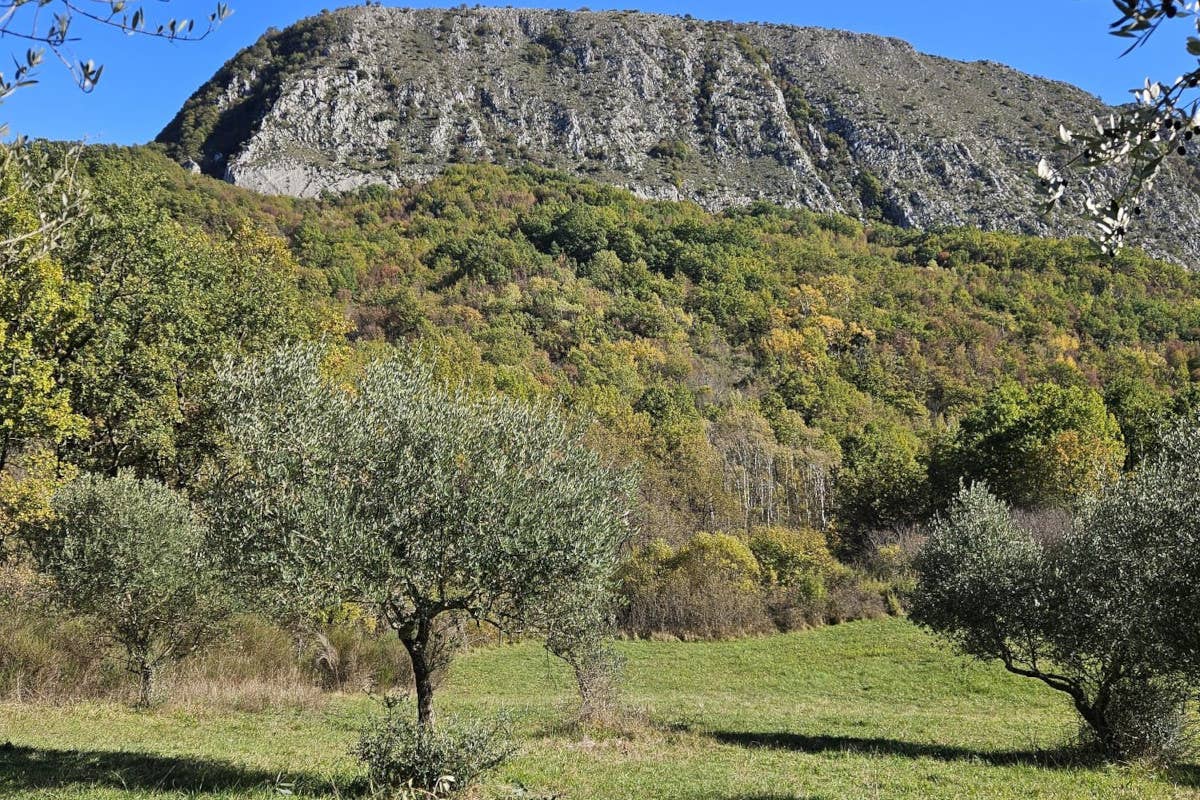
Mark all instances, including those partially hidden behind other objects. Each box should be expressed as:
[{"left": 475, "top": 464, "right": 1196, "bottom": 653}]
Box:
[{"left": 157, "top": 5, "right": 1200, "bottom": 262}]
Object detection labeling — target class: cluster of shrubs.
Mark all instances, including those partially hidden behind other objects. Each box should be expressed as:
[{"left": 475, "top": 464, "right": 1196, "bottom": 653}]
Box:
[{"left": 617, "top": 526, "right": 913, "bottom": 640}]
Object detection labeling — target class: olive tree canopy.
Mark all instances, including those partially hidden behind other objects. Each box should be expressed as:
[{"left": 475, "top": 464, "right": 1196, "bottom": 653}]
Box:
[
  {"left": 24, "top": 472, "right": 229, "bottom": 705},
  {"left": 913, "top": 416, "right": 1200, "bottom": 760},
  {"left": 208, "top": 344, "right": 635, "bottom": 727}
]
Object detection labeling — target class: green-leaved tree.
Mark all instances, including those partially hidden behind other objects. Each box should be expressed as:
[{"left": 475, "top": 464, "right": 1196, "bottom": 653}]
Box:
[
  {"left": 930, "top": 381, "right": 1126, "bottom": 511},
  {"left": 914, "top": 414, "right": 1200, "bottom": 761},
  {"left": 58, "top": 195, "right": 332, "bottom": 486},
  {"left": 24, "top": 472, "right": 229, "bottom": 705},
  {"left": 0, "top": 147, "right": 87, "bottom": 552},
  {"left": 208, "top": 344, "right": 634, "bottom": 728}
]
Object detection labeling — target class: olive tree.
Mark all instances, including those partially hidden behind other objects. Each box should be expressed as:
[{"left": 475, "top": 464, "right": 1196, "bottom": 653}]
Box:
[
  {"left": 24, "top": 472, "right": 229, "bottom": 705},
  {"left": 544, "top": 595, "right": 625, "bottom": 725},
  {"left": 1097, "top": 412, "right": 1200, "bottom": 677},
  {"left": 208, "top": 344, "right": 634, "bottom": 728},
  {"left": 913, "top": 416, "right": 1200, "bottom": 762}
]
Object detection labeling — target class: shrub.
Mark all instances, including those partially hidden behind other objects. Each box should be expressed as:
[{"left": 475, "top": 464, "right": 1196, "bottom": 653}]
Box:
[
  {"left": 623, "top": 568, "right": 772, "bottom": 640},
  {"left": 521, "top": 42, "right": 551, "bottom": 63},
  {"left": 0, "top": 600, "right": 413, "bottom": 707},
  {"left": 308, "top": 624, "right": 412, "bottom": 694},
  {"left": 748, "top": 526, "right": 837, "bottom": 602},
  {"left": 649, "top": 138, "right": 692, "bottom": 162},
  {"left": 163, "top": 614, "right": 329, "bottom": 712},
  {"left": 617, "top": 538, "right": 771, "bottom": 640},
  {"left": 617, "top": 538, "right": 673, "bottom": 587},
  {"left": 353, "top": 697, "right": 514, "bottom": 797},
  {"left": 0, "top": 570, "right": 125, "bottom": 700},
  {"left": 761, "top": 584, "right": 823, "bottom": 631},
  {"left": 822, "top": 570, "right": 889, "bottom": 625},
  {"left": 1084, "top": 679, "right": 1193, "bottom": 763},
  {"left": 669, "top": 532, "right": 761, "bottom": 589},
  {"left": 857, "top": 527, "right": 924, "bottom": 610},
  {"left": 617, "top": 531, "right": 892, "bottom": 638}
]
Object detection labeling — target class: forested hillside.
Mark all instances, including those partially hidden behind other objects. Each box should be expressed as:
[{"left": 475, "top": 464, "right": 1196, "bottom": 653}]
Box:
[{"left": 76, "top": 146, "right": 1200, "bottom": 552}]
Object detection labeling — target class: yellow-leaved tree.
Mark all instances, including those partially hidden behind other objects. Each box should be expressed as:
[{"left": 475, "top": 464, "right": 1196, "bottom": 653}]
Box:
[{"left": 0, "top": 151, "right": 86, "bottom": 550}]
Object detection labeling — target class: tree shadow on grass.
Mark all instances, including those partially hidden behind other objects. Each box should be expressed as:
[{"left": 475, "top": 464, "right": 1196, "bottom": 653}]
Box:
[
  {"left": 1165, "top": 764, "right": 1200, "bottom": 789},
  {"left": 707, "top": 731, "right": 1200, "bottom": 791},
  {"left": 706, "top": 730, "right": 1092, "bottom": 770},
  {"left": 0, "top": 742, "right": 358, "bottom": 796}
]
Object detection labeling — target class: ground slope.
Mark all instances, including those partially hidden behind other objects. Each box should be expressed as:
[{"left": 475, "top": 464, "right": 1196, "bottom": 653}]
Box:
[{"left": 4, "top": 619, "right": 1198, "bottom": 799}]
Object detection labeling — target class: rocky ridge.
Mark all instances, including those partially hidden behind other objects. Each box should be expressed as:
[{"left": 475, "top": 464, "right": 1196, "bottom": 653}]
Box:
[{"left": 157, "top": 5, "right": 1200, "bottom": 263}]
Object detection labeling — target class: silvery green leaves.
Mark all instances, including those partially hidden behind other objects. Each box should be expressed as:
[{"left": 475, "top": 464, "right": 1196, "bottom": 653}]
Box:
[
  {"left": 23, "top": 473, "right": 230, "bottom": 704},
  {"left": 0, "top": 48, "right": 41, "bottom": 107},
  {"left": 1043, "top": 1, "right": 1200, "bottom": 254},
  {"left": 0, "top": 140, "right": 88, "bottom": 259},
  {"left": 1041, "top": 102, "right": 1182, "bottom": 255},
  {"left": 207, "top": 343, "right": 635, "bottom": 726},
  {"left": 1082, "top": 412, "right": 1200, "bottom": 670},
  {"left": 353, "top": 697, "right": 515, "bottom": 796},
  {"left": 1111, "top": 0, "right": 1191, "bottom": 43},
  {"left": 0, "top": 1, "right": 232, "bottom": 103},
  {"left": 911, "top": 484, "right": 1048, "bottom": 666},
  {"left": 912, "top": 413, "right": 1200, "bottom": 760}
]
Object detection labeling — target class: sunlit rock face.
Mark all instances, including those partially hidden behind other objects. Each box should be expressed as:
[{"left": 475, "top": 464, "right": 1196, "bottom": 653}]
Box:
[{"left": 158, "top": 6, "right": 1200, "bottom": 265}]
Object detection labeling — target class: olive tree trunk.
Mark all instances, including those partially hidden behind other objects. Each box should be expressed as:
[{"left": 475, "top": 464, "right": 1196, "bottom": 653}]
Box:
[
  {"left": 136, "top": 662, "right": 156, "bottom": 707},
  {"left": 399, "top": 618, "right": 436, "bottom": 729}
]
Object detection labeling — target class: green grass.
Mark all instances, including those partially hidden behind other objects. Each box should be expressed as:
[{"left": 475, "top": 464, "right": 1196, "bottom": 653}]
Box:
[{"left": 2, "top": 618, "right": 1198, "bottom": 799}]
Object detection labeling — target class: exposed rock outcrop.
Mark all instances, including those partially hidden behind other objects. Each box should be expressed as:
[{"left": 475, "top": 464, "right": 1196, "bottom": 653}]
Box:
[{"left": 157, "top": 6, "right": 1200, "bottom": 264}]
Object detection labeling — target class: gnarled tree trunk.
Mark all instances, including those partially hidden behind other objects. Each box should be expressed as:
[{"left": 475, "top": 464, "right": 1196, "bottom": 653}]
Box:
[
  {"left": 399, "top": 617, "right": 436, "bottom": 729},
  {"left": 136, "top": 661, "right": 156, "bottom": 707}
]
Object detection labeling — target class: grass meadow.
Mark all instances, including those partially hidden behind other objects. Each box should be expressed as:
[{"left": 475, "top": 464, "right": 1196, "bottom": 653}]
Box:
[{"left": 2, "top": 618, "right": 1198, "bottom": 799}]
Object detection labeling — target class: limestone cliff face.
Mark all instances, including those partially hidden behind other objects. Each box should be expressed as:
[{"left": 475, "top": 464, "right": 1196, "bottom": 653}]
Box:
[{"left": 157, "top": 5, "right": 1200, "bottom": 263}]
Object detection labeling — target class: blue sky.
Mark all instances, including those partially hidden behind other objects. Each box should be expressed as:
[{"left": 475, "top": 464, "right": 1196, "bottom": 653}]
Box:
[{"left": 3, "top": 1, "right": 1194, "bottom": 143}]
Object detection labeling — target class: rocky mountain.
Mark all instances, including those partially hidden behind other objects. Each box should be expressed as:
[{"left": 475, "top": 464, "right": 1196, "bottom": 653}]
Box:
[{"left": 157, "top": 5, "right": 1200, "bottom": 263}]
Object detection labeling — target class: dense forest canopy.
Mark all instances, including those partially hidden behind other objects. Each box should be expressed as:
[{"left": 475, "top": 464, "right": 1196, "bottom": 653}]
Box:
[{"left": 19, "top": 144, "right": 1200, "bottom": 554}]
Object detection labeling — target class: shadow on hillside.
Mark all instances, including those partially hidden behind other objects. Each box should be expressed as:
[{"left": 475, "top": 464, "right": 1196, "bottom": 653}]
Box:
[
  {"left": 707, "top": 730, "right": 1090, "bottom": 770},
  {"left": 0, "top": 743, "right": 355, "bottom": 796}
]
